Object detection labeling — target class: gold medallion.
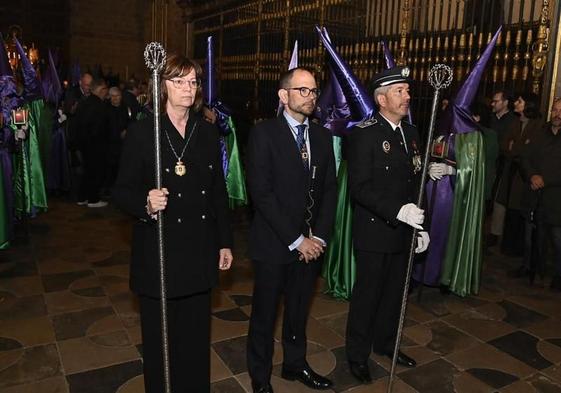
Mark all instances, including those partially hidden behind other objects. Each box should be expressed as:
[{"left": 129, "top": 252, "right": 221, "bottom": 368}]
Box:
[{"left": 175, "top": 161, "right": 186, "bottom": 176}]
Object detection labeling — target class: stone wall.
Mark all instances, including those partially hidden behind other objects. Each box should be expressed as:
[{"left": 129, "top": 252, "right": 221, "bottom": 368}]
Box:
[{"left": 2, "top": 0, "right": 187, "bottom": 83}]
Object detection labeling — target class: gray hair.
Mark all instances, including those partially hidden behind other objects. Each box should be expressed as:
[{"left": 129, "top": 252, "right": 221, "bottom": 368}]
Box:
[
  {"left": 373, "top": 85, "right": 391, "bottom": 106},
  {"left": 109, "top": 86, "right": 121, "bottom": 96}
]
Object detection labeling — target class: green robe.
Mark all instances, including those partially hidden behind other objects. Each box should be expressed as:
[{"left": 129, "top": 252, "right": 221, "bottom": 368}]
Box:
[
  {"left": 224, "top": 117, "right": 248, "bottom": 208},
  {"left": 12, "top": 100, "right": 48, "bottom": 217},
  {"left": 322, "top": 159, "right": 356, "bottom": 300},
  {"left": 440, "top": 131, "right": 485, "bottom": 296}
]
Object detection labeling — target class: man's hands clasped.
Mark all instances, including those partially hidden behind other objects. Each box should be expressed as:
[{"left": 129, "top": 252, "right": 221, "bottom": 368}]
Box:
[{"left": 297, "top": 237, "right": 325, "bottom": 263}]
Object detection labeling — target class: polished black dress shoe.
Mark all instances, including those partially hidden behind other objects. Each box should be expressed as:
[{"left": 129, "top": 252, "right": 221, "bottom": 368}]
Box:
[
  {"left": 281, "top": 366, "right": 333, "bottom": 390},
  {"left": 348, "top": 361, "right": 372, "bottom": 384},
  {"left": 251, "top": 382, "right": 274, "bottom": 393},
  {"left": 380, "top": 350, "right": 416, "bottom": 368}
]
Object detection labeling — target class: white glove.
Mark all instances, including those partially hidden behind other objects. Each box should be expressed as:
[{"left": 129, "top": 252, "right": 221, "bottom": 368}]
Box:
[
  {"left": 415, "top": 231, "right": 430, "bottom": 253},
  {"left": 57, "top": 109, "right": 67, "bottom": 124},
  {"left": 396, "top": 203, "right": 424, "bottom": 230},
  {"left": 428, "top": 163, "right": 456, "bottom": 181}
]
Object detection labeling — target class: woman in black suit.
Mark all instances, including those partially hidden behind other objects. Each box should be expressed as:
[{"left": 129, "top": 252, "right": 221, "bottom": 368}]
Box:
[{"left": 113, "top": 53, "right": 233, "bottom": 393}]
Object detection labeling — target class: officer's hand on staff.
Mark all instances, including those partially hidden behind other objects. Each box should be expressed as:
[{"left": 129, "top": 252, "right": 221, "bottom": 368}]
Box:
[
  {"left": 218, "top": 248, "right": 233, "bottom": 270},
  {"left": 397, "top": 203, "right": 424, "bottom": 230},
  {"left": 147, "top": 188, "right": 169, "bottom": 214},
  {"left": 415, "top": 231, "right": 430, "bottom": 253}
]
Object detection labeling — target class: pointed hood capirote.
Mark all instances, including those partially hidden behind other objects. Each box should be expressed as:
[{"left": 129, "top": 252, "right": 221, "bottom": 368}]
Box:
[
  {"left": 14, "top": 37, "right": 42, "bottom": 101},
  {"left": 447, "top": 27, "right": 502, "bottom": 134},
  {"left": 315, "top": 25, "right": 374, "bottom": 121},
  {"left": 42, "top": 49, "right": 62, "bottom": 105},
  {"left": 381, "top": 40, "right": 397, "bottom": 69}
]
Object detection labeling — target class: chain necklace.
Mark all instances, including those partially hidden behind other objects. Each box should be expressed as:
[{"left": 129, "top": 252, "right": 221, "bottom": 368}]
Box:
[{"left": 164, "top": 121, "right": 198, "bottom": 176}]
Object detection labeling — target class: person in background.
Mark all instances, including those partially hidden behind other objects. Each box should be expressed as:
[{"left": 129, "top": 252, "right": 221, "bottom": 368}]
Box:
[
  {"left": 73, "top": 78, "right": 110, "bottom": 207},
  {"left": 487, "top": 89, "right": 517, "bottom": 246},
  {"left": 497, "top": 92, "right": 543, "bottom": 260},
  {"left": 519, "top": 98, "right": 561, "bottom": 288},
  {"left": 122, "top": 78, "right": 142, "bottom": 122},
  {"left": 105, "top": 86, "right": 129, "bottom": 189}
]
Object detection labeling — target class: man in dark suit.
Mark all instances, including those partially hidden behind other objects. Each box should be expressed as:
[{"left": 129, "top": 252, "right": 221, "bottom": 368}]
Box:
[
  {"left": 246, "top": 67, "right": 337, "bottom": 393},
  {"left": 345, "top": 67, "right": 430, "bottom": 384},
  {"left": 73, "top": 77, "right": 110, "bottom": 207}
]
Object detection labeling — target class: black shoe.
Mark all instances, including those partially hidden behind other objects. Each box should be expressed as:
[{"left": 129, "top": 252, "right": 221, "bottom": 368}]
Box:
[
  {"left": 281, "top": 366, "right": 332, "bottom": 390},
  {"left": 348, "top": 361, "right": 372, "bottom": 384},
  {"left": 551, "top": 275, "right": 561, "bottom": 291},
  {"left": 251, "top": 382, "right": 274, "bottom": 393},
  {"left": 379, "top": 350, "right": 416, "bottom": 368},
  {"left": 508, "top": 266, "right": 529, "bottom": 278}
]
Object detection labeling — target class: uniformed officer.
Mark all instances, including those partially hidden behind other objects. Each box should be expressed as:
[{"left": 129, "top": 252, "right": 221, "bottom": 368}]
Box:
[
  {"left": 345, "top": 67, "right": 430, "bottom": 384},
  {"left": 113, "top": 53, "right": 233, "bottom": 393}
]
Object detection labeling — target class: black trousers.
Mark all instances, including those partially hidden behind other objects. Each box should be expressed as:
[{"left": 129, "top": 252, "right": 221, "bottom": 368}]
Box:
[
  {"left": 247, "top": 259, "right": 322, "bottom": 386},
  {"left": 139, "top": 291, "right": 211, "bottom": 393},
  {"left": 346, "top": 250, "right": 408, "bottom": 363},
  {"left": 77, "top": 146, "right": 105, "bottom": 203}
]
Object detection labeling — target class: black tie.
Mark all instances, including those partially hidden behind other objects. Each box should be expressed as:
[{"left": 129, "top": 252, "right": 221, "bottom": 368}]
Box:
[
  {"left": 396, "top": 125, "right": 408, "bottom": 154},
  {"left": 296, "top": 124, "right": 309, "bottom": 170}
]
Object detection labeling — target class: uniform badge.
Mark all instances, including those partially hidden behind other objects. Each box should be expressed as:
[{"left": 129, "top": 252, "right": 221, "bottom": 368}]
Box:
[
  {"left": 382, "top": 140, "right": 391, "bottom": 153},
  {"left": 401, "top": 67, "right": 411, "bottom": 78}
]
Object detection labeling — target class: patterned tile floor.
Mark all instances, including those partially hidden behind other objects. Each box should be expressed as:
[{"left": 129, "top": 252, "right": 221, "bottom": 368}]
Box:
[{"left": 1, "top": 198, "right": 561, "bottom": 392}]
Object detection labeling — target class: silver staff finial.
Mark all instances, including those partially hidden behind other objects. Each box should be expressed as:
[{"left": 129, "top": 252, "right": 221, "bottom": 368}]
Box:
[
  {"left": 144, "top": 42, "right": 167, "bottom": 73},
  {"left": 428, "top": 64, "right": 453, "bottom": 90}
]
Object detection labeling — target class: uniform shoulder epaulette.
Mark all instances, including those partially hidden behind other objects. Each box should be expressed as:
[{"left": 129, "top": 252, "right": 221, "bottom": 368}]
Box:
[{"left": 356, "top": 118, "right": 378, "bottom": 128}]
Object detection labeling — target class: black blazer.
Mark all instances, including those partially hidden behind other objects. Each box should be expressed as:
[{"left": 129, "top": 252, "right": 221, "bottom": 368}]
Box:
[
  {"left": 347, "top": 112, "right": 422, "bottom": 253},
  {"left": 247, "top": 116, "right": 337, "bottom": 264},
  {"left": 113, "top": 112, "right": 233, "bottom": 298}
]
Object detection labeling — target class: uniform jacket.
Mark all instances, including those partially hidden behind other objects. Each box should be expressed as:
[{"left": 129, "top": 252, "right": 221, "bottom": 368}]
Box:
[
  {"left": 347, "top": 112, "right": 422, "bottom": 253},
  {"left": 520, "top": 123, "right": 561, "bottom": 225},
  {"left": 113, "top": 112, "right": 233, "bottom": 298},
  {"left": 246, "top": 115, "right": 337, "bottom": 264}
]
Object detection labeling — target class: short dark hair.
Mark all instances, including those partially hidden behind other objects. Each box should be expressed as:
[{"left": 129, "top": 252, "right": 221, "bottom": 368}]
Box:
[
  {"left": 518, "top": 92, "right": 541, "bottom": 119},
  {"left": 279, "top": 66, "right": 316, "bottom": 89},
  {"left": 126, "top": 78, "right": 139, "bottom": 91},
  {"left": 90, "top": 77, "right": 106, "bottom": 91},
  {"left": 493, "top": 89, "right": 512, "bottom": 103}
]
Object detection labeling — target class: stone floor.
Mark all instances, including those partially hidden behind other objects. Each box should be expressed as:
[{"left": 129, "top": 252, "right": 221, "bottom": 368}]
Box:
[{"left": 1, "top": 198, "right": 561, "bottom": 393}]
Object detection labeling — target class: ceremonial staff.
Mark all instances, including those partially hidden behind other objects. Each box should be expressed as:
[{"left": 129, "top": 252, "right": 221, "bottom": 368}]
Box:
[
  {"left": 144, "top": 42, "right": 172, "bottom": 393},
  {"left": 387, "top": 64, "right": 452, "bottom": 393}
]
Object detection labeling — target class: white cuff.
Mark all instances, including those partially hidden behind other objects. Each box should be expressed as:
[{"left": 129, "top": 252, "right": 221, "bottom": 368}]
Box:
[{"left": 289, "top": 235, "right": 305, "bottom": 251}]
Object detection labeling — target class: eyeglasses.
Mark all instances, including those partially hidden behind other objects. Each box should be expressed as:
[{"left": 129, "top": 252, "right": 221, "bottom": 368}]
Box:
[
  {"left": 167, "top": 78, "right": 201, "bottom": 90},
  {"left": 285, "top": 87, "right": 321, "bottom": 98}
]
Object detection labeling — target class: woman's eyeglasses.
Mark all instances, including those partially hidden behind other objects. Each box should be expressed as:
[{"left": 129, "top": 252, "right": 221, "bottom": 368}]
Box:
[{"left": 167, "top": 78, "right": 201, "bottom": 90}]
